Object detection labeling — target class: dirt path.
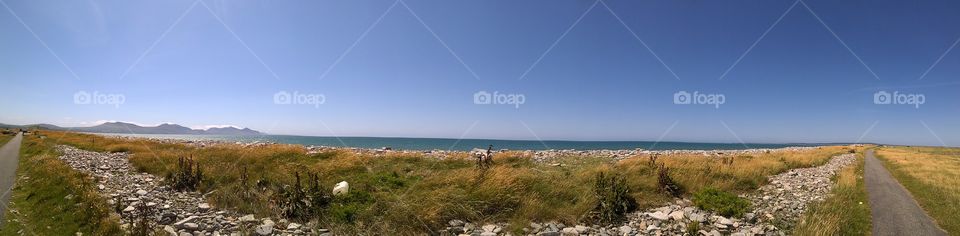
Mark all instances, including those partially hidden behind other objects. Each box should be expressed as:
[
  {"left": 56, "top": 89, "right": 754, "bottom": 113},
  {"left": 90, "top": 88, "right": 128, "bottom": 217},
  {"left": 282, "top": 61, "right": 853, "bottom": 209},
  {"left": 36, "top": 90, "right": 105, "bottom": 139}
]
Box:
[
  {"left": 865, "top": 149, "right": 947, "bottom": 236},
  {"left": 0, "top": 133, "right": 23, "bottom": 226}
]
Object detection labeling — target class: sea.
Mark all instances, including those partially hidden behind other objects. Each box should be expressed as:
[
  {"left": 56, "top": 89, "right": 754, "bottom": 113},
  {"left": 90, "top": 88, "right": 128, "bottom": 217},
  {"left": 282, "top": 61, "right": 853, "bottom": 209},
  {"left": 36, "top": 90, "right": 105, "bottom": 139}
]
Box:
[{"left": 94, "top": 133, "right": 833, "bottom": 151}]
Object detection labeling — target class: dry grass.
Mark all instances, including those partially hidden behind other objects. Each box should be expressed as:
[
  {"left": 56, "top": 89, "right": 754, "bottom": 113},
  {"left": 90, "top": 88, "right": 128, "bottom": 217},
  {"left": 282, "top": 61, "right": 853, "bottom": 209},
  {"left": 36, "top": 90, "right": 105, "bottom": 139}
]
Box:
[
  {"left": 877, "top": 146, "right": 960, "bottom": 235},
  {"left": 36, "top": 131, "right": 851, "bottom": 234},
  {"left": 793, "top": 151, "right": 871, "bottom": 235}
]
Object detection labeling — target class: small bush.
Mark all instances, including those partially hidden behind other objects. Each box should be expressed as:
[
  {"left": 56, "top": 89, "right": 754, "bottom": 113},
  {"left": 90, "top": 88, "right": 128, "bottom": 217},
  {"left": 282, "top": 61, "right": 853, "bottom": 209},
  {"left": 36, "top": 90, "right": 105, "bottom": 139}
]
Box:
[
  {"left": 692, "top": 188, "right": 750, "bottom": 218},
  {"left": 167, "top": 156, "right": 204, "bottom": 191},
  {"left": 589, "top": 172, "right": 637, "bottom": 224},
  {"left": 657, "top": 164, "right": 684, "bottom": 197},
  {"left": 274, "top": 172, "right": 331, "bottom": 221}
]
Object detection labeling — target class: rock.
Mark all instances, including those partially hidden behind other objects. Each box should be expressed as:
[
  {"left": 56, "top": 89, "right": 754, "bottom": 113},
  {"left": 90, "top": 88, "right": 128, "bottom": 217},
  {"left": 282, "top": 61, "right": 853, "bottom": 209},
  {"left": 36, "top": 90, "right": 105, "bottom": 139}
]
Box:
[
  {"left": 618, "top": 225, "right": 633, "bottom": 234},
  {"left": 254, "top": 225, "right": 273, "bottom": 236},
  {"left": 97, "top": 184, "right": 105, "bottom": 190},
  {"left": 174, "top": 216, "right": 199, "bottom": 228},
  {"left": 163, "top": 226, "right": 177, "bottom": 236},
  {"left": 480, "top": 233, "right": 496, "bottom": 236},
  {"left": 123, "top": 205, "right": 135, "bottom": 213},
  {"left": 688, "top": 213, "right": 705, "bottom": 222},
  {"left": 647, "top": 211, "right": 670, "bottom": 221},
  {"left": 482, "top": 224, "right": 498, "bottom": 233},
  {"left": 198, "top": 203, "right": 211, "bottom": 212},
  {"left": 537, "top": 231, "right": 560, "bottom": 236},
  {"left": 449, "top": 220, "right": 465, "bottom": 227},
  {"left": 136, "top": 189, "right": 148, "bottom": 195},
  {"left": 718, "top": 217, "right": 733, "bottom": 225},
  {"left": 182, "top": 223, "right": 199, "bottom": 231},
  {"left": 239, "top": 214, "right": 257, "bottom": 223},
  {"left": 333, "top": 181, "right": 349, "bottom": 196},
  {"left": 575, "top": 225, "right": 589, "bottom": 234},
  {"left": 646, "top": 224, "right": 659, "bottom": 231},
  {"left": 262, "top": 219, "right": 275, "bottom": 227},
  {"left": 669, "top": 210, "right": 685, "bottom": 220},
  {"left": 286, "top": 223, "right": 300, "bottom": 230},
  {"left": 561, "top": 227, "right": 577, "bottom": 235}
]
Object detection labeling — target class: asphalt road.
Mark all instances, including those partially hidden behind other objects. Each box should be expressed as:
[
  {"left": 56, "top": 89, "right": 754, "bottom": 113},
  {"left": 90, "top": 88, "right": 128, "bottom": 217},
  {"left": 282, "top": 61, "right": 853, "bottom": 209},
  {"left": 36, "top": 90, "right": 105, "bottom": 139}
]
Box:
[
  {"left": 865, "top": 149, "right": 947, "bottom": 236},
  {"left": 0, "top": 133, "right": 23, "bottom": 226}
]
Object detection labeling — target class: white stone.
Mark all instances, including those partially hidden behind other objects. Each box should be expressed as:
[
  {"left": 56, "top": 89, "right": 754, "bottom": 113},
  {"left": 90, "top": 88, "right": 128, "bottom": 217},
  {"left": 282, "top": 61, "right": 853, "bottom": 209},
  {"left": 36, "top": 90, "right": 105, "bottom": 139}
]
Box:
[
  {"left": 333, "top": 181, "right": 349, "bottom": 196},
  {"left": 668, "top": 210, "right": 685, "bottom": 220},
  {"left": 647, "top": 211, "right": 670, "bottom": 221}
]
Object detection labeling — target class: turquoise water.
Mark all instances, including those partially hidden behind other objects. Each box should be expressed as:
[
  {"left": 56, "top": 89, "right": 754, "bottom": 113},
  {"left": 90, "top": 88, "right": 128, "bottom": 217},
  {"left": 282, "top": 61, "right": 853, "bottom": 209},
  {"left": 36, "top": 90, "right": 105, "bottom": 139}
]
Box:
[{"left": 97, "top": 133, "right": 832, "bottom": 151}]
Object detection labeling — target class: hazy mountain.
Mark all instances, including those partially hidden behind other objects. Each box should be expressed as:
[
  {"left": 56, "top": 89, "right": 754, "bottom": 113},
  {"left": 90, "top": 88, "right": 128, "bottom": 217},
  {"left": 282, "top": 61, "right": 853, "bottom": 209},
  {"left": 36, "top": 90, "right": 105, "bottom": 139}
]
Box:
[{"left": 1, "top": 122, "right": 263, "bottom": 135}]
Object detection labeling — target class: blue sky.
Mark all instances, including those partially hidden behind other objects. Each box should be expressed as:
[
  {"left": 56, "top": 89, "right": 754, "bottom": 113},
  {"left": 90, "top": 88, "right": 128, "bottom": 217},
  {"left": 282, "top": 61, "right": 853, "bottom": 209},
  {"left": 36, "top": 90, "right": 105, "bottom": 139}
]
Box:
[{"left": 1, "top": 0, "right": 958, "bottom": 146}]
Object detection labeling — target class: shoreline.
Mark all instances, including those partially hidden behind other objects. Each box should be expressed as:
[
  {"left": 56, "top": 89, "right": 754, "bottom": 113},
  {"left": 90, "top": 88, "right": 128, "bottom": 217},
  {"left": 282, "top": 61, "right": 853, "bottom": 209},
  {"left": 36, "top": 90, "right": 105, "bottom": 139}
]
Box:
[{"left": 91, "top": 133, "right": 827, "bottom": 160}]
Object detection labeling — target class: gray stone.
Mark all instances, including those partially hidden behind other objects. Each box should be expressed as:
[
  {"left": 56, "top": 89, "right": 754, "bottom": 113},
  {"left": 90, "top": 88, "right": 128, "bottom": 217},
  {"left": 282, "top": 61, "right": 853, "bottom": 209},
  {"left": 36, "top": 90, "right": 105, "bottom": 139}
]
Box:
[
  {"left": 198, "top": 203, "right": 211, "bottom": 212},
  {"left": 537, "top": 231, "right": 560, "bottom": 236},
  {"left": 239, "top": 214, "right": 257, "bottom": 223},
  {"left": 668, "top": 210, "right": 685, "bottom": 220},
  {"left": 254, "top": 225, "right": 273, "bottom": 236},
  {"left": 647, "top": 211, "right": 670, "bottom": 221}
]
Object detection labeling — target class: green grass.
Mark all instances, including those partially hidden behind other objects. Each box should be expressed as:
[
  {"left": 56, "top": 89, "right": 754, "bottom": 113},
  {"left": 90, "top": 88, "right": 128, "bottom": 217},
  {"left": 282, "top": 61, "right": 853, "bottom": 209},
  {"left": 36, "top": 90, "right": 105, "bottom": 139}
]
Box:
[
  {"left": 877, "top": 147, "right": 960, "bottom": 235},
  {"left": 0, "top": 135, "right": 122, "bottom": 235},
  {"left": 33, "top": 131, "right": 852, "bottom": 234},
  {"left": 691, "top": 188, "right": 750, "bottom": 218},
  {"left": 793, "top": 152, "right": 871, "bottom": 235}
]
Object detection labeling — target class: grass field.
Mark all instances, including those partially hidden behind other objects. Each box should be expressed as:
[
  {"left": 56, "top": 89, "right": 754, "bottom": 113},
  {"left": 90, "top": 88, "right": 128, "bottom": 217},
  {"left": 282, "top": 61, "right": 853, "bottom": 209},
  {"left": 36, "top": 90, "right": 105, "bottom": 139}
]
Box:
[
  {"left": 877, "top": 146, "right": 960, "bottom": 235},
  {"left": 19, "top": 131, "right": 852, "bottom": 234},
  {"left": 0, "top": 134, "right": 122, "bottom": 235},
  {"left": 792, "top": 151, "right": 871, "bottom": 235}
]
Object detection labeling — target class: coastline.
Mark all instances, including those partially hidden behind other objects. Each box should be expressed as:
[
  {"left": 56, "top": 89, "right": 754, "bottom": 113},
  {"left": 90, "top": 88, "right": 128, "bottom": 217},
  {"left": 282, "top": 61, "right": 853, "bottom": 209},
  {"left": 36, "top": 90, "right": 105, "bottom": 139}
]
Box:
[{"left": 93, "top": 133, "right": 824, "bottom": 161}]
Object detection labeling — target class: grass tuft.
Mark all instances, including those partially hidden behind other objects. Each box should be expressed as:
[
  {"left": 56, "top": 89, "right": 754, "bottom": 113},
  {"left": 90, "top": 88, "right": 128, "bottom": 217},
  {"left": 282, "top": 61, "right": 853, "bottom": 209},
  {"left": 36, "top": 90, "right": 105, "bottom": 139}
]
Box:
[{"left": 692, "top": 188, "right": 750, "bottom": 218}]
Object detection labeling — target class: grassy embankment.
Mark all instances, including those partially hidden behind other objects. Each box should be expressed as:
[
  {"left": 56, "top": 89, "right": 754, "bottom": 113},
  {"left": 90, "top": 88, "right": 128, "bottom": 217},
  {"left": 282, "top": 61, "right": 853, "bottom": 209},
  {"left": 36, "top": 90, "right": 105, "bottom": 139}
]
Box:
[
  {"left": 877, "top": 146, "right": 960, "bottom": 235},
  {"left": 793, "top": 150, "right": 871, "bottom": 235},
  {"left": 0, "top": 134, "right": 122, "bottom": 235},
  {"left": 26, "top": 131, "right": 850, "bottom": 234}
]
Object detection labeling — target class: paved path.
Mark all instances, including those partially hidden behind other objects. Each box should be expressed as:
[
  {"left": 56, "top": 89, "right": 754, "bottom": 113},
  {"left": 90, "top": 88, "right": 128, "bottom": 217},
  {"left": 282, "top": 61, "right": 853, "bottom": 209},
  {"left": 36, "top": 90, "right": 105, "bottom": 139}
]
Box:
[
  {"left": 865, "top": 149, "right": 947, "bottom": 236},
  {"left": 0, "top": 133, "right": 23, "bottom": 226}
]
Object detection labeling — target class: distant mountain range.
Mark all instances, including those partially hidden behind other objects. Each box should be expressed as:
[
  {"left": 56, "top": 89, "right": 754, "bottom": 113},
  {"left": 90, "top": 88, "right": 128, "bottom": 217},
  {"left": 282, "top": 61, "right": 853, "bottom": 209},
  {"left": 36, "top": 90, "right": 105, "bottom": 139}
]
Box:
[{"left": 0, "top": 122, "right": 263, "bottom": 135}]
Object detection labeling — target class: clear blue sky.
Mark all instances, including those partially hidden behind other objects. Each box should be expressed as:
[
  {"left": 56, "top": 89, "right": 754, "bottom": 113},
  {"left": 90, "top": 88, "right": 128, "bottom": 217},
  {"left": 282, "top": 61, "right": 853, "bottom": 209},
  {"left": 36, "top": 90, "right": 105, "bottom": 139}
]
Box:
[{"left": 1, "top": 0, "right": 958, "bottom": 146}]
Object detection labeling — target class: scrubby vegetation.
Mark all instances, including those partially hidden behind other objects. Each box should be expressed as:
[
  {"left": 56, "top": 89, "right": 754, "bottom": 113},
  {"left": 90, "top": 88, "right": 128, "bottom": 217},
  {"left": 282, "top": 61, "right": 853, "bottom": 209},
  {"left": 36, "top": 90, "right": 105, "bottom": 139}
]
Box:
[
  {"left": 167, "top": 156, "right": 205, "bottom": 191},
  {"left": 26, "top": 131, "right": 849, "bottom": 234},
  {"left": 588, "top": 172, "right": 637, "bottom": 224},
  {"left": 692, "top": 188, "right": 750, "bottom": 218}
]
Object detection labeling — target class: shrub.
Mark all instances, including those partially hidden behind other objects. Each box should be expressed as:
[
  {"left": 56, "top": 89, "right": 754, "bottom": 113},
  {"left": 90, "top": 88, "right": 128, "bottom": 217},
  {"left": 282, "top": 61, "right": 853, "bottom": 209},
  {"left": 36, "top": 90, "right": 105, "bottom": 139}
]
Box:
[
  {"left": 589, "top": 172, "right": 637, "bottom": 224},
  {"left": 274, "top": 172, "right": 331, "bottom": 221},
  {"left": 657, "top": 164, "right": 684, "bottom": 197},
  {"left": 167, "top": 156, "right": 204, "bottom": 191},
  {"left": 692, "top": 188, "right": 750, "bottom": 218}
]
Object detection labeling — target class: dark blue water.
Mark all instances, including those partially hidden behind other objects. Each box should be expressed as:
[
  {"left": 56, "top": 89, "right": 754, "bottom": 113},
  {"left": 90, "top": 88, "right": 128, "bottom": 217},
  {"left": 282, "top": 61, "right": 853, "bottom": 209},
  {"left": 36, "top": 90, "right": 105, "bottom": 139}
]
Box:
[{"left": 97, "top": 133, "right": 830, "bottom": 151}]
